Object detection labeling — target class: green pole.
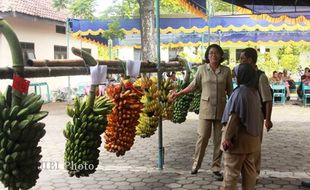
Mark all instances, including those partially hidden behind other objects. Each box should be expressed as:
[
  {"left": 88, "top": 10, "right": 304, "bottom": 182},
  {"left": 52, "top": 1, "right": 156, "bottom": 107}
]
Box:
[
  {"left": 201, "top": 33, "right": 205, "bottom": 59},
  {"left": 155, "top": 0, "right": 164, "bottom": 170},
  {"left": 207, "top": 0, "right": 211, "bottom": 46},
  {"left": 0, "top": 18, "right": 24, "bottom": 106},
  {"left": 66, "top": 19, "right": 71, "bottom": 99},
  {"left": 108, "top": 39, "right": 113, "bottom": 60},
  {"left": 0, "top": 18, "right": 24, "bottom": 76}
]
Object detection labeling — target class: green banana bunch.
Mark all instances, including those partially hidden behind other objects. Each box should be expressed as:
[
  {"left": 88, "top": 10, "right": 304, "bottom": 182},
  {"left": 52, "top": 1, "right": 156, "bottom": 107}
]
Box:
[
  {"left": 64, "top": 95, "right": 113, "bottom": 177},
  {"left": 189, "top": 90, "right": 201, "bottom": 114},
  {"left": 0, "top": 86, "right": 47, "bottom": 190},
  {"left": 172, "top": 80, "right": 194, "bottom": 123}
]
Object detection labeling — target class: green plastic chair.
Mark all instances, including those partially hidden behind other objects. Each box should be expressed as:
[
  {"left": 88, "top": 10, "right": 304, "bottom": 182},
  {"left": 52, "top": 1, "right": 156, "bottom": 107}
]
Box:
[
  {"left": 272, "top": 84, "right": 286, "bottom": 105},
  {"left": 30, "top": 82, "right": 50, "bottom": 102},
  {"left": 302, "top": 85, "right": 310, "bottom": 106}
]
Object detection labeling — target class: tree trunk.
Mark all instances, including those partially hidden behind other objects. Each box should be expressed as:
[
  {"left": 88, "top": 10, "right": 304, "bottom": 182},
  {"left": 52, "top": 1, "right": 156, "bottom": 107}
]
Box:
[{"left": 137, "top": 0, "right": 156, "bottom": 62}]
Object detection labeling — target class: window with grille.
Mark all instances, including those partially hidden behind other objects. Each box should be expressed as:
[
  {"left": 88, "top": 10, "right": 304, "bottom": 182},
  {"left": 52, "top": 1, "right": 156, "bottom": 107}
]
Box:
[
  {"left": 54, "top": 45, "right": 67, "bottom": 59},
  {"left": 56, "top": 25, "right": 66, "bottom": 34},
  {"left": 20, "top": 42, "right": 35, "bottom": 64}
]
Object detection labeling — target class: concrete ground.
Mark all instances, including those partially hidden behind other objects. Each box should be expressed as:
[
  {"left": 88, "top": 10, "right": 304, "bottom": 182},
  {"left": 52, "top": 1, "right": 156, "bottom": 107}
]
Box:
[{"left": 9, "top": 100, "right": 310, "bottom": 190}]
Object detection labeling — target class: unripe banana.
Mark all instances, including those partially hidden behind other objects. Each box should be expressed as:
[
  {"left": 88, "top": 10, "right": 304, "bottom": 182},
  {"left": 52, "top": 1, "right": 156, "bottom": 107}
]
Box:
[{"left": 64, "top": 95, "right": 112, "bottom": 177}]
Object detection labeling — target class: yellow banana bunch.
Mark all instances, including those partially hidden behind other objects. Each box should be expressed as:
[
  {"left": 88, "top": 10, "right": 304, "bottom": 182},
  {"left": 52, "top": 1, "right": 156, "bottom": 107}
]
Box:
[
  {"left": 134, "top": 77, "right": 152, "bottom": 90},
  {"left": 135, "top": 77, "right": 162, "bottom": 138},
  {"left": 160, "top": 78, "right": 175, "bottom": 120}
]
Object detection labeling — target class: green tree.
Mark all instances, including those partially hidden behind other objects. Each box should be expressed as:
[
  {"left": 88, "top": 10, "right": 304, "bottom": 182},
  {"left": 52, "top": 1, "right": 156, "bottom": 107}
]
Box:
[
  {"left": 277, "top": 45, "right": 300, "bottom": 74},
  {"left": 101, "top": 20, "right": 125, "bottom": 40},
  {"left": 214, "top": 0, "right": 236, "bottom": 13},
  {"left": 102, "top": 20, "right": 126, "bottom": 60},
  {"left": 53, "top": 0, "right": 96, "bottom": 19},
  {"left": 100, "top": 0, "right": 186, "bottom": 19},
  {"left": 53, "top": 0, "right": 157, "bottom": 61},
  {"left": 257, "top": 52, "right": 277, "bottom": 77}
]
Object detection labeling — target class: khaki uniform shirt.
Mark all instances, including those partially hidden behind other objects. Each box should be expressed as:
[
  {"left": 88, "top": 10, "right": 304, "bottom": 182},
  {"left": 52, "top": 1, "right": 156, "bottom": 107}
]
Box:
[
  {"left": 259, "top": 73, "right": 272, "bottom": 102},
  {"left": 189, "top": 64, "right": 233, "bottom": 120}
]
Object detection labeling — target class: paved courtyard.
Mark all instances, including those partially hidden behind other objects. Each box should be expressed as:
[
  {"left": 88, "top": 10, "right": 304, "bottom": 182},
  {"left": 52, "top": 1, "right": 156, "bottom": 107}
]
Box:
[{"left": 12, "top": 101, "right": 310, "bottom": 190}]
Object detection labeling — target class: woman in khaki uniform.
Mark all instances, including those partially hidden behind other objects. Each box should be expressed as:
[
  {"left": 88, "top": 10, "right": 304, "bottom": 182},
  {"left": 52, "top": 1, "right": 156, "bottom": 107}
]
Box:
[
  {"left": 221, "top": 63, "right": 263, "bottom": 190},
  {"left": 172, "top": 44, "right": 233, "bottom": 180}
]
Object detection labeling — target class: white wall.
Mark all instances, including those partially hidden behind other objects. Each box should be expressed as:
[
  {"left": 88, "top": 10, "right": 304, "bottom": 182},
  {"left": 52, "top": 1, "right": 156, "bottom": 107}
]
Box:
[
  {"left": 161, "top": 48, "right": 169, "bottom": 62},
  {"left": 118, "top": 46, "right": 169, "bottom": 62},
  {"left": 118, "top": 47, "right": 134, "bottom": 60},
  {"left": 0, "top": 16, "right": 98, "bottom": 100}
]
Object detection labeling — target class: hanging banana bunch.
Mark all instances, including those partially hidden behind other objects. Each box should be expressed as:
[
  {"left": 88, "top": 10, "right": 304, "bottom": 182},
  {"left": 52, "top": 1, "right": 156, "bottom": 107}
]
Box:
[
  {"left": 0, "top": 19, "right": 48, "bottom": 190},
  {"left": 188, "top": 67, "right": 200, "bottom": 115},
  {"left": 171, "top": 77, "right": 194, "bottom": 123},
  {"left": 135, "top": 77, "right": 162, "bottom": 138},
  {"left": 64, "top": 92, "right": 114, "bottom": 177},
  {"left": 160, "top": 78, "right": 175, "bottom": 120},
  {"left": 104, "top": 80, "right": 143, "bottom": 157},
  {"left": 0, "top": 87, "right": 47, "bottom": 190},
  {"left": 189, "top": 89, "right": 201, "bottom": 115}
]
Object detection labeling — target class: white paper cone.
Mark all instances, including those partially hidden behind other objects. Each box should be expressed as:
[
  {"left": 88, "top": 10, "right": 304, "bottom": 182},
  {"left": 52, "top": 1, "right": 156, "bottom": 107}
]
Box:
[{"left": 90, "top": 65, "right": 107, "bottom": 85}]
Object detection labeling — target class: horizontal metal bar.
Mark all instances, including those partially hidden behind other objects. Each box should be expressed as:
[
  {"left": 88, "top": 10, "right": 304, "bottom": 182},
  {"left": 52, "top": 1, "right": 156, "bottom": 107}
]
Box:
[{"left": 0, "top": 66, "right": 186, "bottom": 79}]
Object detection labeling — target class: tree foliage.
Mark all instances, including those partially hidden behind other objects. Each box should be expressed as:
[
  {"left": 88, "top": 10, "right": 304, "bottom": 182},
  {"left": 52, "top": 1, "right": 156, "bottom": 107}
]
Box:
[
  {"left": 99, "top": 0, "right": 232, "bottom": 19},
  {"left": 277, "top": 45, "right": 300, "bottom": 73},
  {"left": 257, "top": 52, "right": 277, "bottom": 77},
  {"left": 99, "top": 0, "right": 187, "bottom": 19},
  {"left": 256, "top": 45, "right": 301, "bottom": 77},
  {"left": 53, "top": 0, "right": 96, "bottom": 19},
  {"left": 213, "top": 0, "right": 235, "bottom": 13},
  {"left": 101, "top": 20, "right": 125, "bottom": 40},
  {"left": 98, "top": 0, "right": 139, "bottom": 19}
]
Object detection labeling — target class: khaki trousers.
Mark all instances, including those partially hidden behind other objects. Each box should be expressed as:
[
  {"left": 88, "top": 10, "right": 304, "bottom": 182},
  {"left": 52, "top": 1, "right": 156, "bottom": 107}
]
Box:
[
  {"left": 254, "top": 126, "right": 264, "bottom": 177},
  {"left": 221, "top": 152, "right": 258, "bottom": 190},
  {"left": 192, "top": 119, "right": 222, "bottom": 172}
]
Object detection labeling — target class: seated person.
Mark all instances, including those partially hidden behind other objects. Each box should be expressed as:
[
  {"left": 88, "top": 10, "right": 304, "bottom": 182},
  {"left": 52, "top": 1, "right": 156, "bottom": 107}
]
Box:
[
  {"left": 278, "top": 72, "right": 290, "bottom": 100},
  {"left": 298, "top": 67, "right": 310, "bottom": 99},
  {"left": 283, "top": 69, "right": 296, "bottom": 91},
  {"left": 269, "top": 71, "right": 279, "bottom": 84}
]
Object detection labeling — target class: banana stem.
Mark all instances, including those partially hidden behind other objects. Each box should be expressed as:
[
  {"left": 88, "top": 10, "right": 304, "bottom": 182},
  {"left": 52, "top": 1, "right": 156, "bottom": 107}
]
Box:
[
  {"left": 87, "top": 85, "right": 97, "bottom": 109},
  {"left": 0, "top": 18, "right": 25, "bottom": 107},
  {"left": 72, "top": 47, "right": 97, "bottom": 66},
  {"left": 72, "top": 48, "right": 99, "bottom": 109},
  {"left": 0, "top": 19, "right": 24, "bottom": 76}
]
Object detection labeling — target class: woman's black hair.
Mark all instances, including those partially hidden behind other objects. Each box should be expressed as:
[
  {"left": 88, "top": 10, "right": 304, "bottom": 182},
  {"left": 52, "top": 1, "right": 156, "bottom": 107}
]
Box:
[
  {"left": 241, "top": 48, "right": 258, "bottom": 64},
  {"left": 237, "top": 63, "right": 258, "bottom": 89},
  {"left": 204, "top": 44, "right": 225, "bottom": 63}
]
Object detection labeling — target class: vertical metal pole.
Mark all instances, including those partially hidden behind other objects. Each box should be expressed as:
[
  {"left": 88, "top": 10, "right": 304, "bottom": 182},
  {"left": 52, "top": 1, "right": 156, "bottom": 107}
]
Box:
[
  {"left": 66, "top": 19, "right": 71, "bottom": 100},
  {"left": 207, "top": 18, "right": 211, "bottom": 46},
  {"left": 108, "top": 39, "right": 113, "bottom": 60},
  {"left": 155, "top": 0, "right": 164, "bottom": 170},
  {"left": 201, "top": 32, "right": 205, "bottom": 59},
  {"left": 207, "top": 0, "right": 211, "bottom": 46}
]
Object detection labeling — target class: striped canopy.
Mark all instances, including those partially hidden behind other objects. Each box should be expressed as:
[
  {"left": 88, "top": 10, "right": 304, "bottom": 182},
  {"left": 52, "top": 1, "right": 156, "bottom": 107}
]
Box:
[
  {"left": 178, "top": 0, "right": 310, "bottom": 24},
  {"left": 69, "top": 16, "right": 310, "bottom": 47},
  {"left": 225, "top": 0, "right": 310, "bottom": 24}
]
